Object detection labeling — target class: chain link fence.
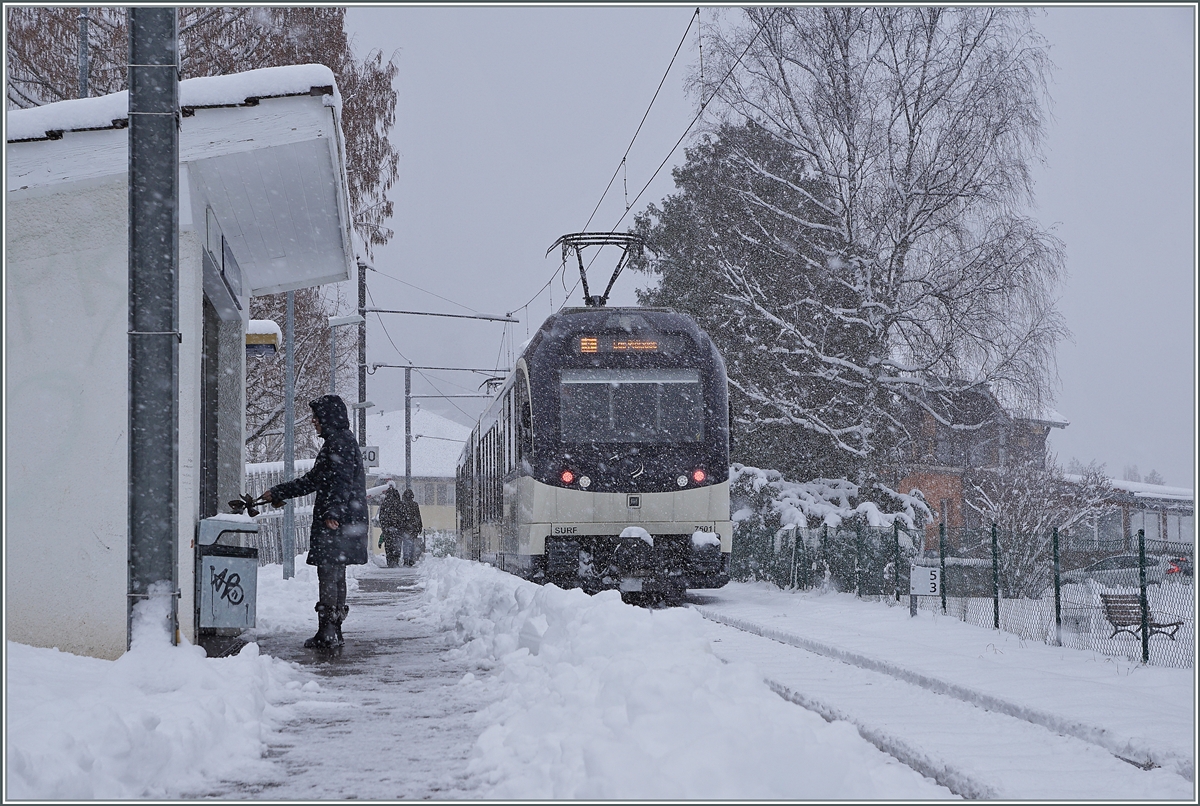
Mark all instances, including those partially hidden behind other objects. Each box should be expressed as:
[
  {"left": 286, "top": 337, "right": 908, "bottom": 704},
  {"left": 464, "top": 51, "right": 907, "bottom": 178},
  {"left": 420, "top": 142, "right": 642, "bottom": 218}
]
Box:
[{"left": 733, "top": 520, "right": 1194, "bottom": 669}]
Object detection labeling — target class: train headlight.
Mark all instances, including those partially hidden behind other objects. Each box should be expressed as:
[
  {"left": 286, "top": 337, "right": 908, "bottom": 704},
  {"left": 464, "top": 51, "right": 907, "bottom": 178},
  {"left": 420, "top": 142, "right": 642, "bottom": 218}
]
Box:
[
  {"left": 676, "top": 474, "right": 688, "bottom": 487},
  {"left": 692, "top": 469, "right": 707, "bottom": 484},
  {"left": 561, "top": 469, "right": 576, "bottom": 485},
  {"left": 579, "top": 475, "right": 592, "bottom": 489}
]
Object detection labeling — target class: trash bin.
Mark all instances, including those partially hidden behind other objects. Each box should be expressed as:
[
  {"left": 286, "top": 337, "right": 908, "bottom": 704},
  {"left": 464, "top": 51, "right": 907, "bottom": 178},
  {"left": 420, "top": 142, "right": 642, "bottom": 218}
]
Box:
[{"left": 196, "top": 517, "right": 259, "bottom": 657}]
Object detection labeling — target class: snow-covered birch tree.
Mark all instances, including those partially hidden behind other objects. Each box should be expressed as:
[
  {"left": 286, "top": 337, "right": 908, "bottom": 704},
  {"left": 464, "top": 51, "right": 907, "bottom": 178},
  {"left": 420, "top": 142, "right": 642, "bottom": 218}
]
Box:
[
  {"left": 964, "top": 457, "right": 1114, "bottom": 598},
  {"left": 640, "top": 7, "right": 1068, "bottom": 483}
]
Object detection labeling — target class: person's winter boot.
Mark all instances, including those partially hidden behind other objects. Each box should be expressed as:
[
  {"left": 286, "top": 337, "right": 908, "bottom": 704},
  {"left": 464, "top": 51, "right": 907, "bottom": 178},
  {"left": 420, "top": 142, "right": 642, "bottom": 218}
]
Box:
[
  {"left": 304, "top": 603, "right": 339, "bottom": 649},
  {"left": 333, "top": 605, "right": 349, "bottom": 646}
]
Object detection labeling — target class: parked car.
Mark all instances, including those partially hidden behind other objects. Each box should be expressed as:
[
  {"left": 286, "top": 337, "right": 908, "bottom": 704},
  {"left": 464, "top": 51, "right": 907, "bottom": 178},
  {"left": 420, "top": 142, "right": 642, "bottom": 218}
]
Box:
[
  {"left": 1060, "top": 554, "right": 1167, "bottom": 589},
  {"left": 1166, "top": 556, "right": 1193, "bottom": 577}
]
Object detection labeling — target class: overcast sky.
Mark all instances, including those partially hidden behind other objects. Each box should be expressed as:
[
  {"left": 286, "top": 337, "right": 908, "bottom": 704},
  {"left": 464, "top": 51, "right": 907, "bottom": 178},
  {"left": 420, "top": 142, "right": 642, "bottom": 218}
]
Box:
[{"left": 343, "top": 5, "right": 1196, "bottom": 489}]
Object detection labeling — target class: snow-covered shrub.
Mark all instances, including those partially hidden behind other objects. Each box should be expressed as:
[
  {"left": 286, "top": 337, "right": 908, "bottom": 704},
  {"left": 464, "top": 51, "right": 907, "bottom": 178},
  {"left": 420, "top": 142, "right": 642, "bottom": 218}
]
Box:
[
  {"left": 425, "top": 530, "right": 459, "bottom": 558},
  {"left": 729, "top": 464, "right": 929, "bottom": 591}
]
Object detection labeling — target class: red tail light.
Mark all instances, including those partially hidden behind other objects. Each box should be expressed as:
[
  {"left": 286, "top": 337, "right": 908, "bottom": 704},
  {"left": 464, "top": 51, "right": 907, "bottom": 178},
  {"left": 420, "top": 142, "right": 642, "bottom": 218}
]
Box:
[
  {"left": 560, "top": 469, "right": 576, "bottom": 485},
  {"left": 692, "top": 469, "right": 707, "bottom": 484}
]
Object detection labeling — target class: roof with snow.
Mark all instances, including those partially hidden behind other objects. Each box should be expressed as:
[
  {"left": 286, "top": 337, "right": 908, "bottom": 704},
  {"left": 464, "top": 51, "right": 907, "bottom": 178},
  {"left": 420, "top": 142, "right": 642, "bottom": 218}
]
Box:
[
  {"left": 1064, "top": 474, "right": 1193, "bottom": 504},
  {"left": 6, "top": 64, "right": 354, "bottom": 297},
  {"left": 1107, "top": 478, "right": 1194, "bottom": 503},
  {"left": 367, "top": 406, "right": 471, "bottom": 480},
  {"left": 246, "top": 319, "right": 283, "bottom": 340}
]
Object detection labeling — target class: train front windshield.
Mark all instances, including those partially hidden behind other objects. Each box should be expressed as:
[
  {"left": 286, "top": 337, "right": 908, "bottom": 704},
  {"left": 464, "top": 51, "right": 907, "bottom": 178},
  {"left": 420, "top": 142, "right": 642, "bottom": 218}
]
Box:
[{"left": 560, "top": 368, "right": 704, "bottom": 444}]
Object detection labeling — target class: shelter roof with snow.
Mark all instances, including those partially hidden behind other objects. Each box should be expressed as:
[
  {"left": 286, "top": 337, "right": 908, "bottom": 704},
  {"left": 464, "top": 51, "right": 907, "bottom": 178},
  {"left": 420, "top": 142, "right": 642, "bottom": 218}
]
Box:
[{"left": 6, "top": 63, "right": 355, "bottom": 295}]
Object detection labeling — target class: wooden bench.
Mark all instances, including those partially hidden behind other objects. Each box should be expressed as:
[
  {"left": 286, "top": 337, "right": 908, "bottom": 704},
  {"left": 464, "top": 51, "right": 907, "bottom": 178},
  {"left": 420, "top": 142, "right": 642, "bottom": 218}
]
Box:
[{"left": 1099, "top": 593, "right": 1183, "bottom": 641}]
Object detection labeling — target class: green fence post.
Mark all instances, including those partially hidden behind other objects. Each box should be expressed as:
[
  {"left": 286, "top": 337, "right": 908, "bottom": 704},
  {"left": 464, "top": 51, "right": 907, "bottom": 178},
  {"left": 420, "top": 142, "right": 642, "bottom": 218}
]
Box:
[
  {"left": 1138, "top": 528, "right": 1150, "bottom": 664},
  {"left": 796, "top": 530, "right": 804, "bottom": 589},
  {"left": 789, "top": 527, "right": 798, "bottom": 590},
  {"left": 991, "top": 522, "right": 1000, "bottom": 629},
  {"left": 1052, "top": 526, "right": 1062, "bottom": 647},
  {"left": 893, "top": 521, "right": 902, "bottom": 602},
  {"left": 854, "top": 523, "right": 862, "bottom": 596},
  {"left": 939, "top": 522, "right": 947, "bottom": 615},
  {"left": 821, "top": 524, "right": 828, "bottom": 586}
]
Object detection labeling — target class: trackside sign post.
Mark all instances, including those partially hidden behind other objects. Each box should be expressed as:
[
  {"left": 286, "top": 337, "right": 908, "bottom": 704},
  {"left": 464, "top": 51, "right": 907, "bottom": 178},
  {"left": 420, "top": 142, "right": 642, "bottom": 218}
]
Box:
[{"left": 909, "top": 565, "right": 942, "bottom": 616}]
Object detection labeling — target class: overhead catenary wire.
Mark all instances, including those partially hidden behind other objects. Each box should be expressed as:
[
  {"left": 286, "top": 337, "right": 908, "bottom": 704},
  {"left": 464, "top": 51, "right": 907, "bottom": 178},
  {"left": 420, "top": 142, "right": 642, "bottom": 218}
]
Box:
[
  {"left": 507, "top": 7, "right": 699, "bottom": 320},
  {"left": 367, "top": 264, "right": 479, "bottom": 314},
  {"left": 366, "top": 287, "right": 481, "bottom": 422},
  {"left": 554, "top": 8, "right": 780, "bottom": 312},
  {"left": 366, "top": 286, "right": 412, "bottom": 365}
]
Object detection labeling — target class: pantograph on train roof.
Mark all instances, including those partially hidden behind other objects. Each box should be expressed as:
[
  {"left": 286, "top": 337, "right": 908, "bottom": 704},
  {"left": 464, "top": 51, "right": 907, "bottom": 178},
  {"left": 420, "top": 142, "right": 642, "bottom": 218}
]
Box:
[{"left": 547, "top": 231, "right": 648, "bottom": 309}]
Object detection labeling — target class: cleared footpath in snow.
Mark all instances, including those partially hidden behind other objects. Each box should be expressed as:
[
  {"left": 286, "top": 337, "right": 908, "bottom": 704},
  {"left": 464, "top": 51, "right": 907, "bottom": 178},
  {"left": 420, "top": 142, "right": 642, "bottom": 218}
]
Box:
[
  {"left": 690, "top": 583, "right": 1195, "bottom": 799},
  {"left": 190, "top": 561, "right": 499, "bottom": 799}
]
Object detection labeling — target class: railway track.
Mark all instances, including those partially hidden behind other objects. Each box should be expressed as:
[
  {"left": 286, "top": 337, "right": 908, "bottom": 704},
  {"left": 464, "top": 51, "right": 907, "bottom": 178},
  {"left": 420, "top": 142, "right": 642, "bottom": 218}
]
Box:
[{"left": 692, "top": 605, "right": 1193, "bottom": 800}]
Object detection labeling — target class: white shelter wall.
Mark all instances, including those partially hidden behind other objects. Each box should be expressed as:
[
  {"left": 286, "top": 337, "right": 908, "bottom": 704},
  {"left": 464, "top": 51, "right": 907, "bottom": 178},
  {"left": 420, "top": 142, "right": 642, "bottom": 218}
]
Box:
[
  {"left": 5, "top": 180, "right": 214, "bottom": 657},
  {"left": 178, "top": 230, "right": 203, "bottom": 646},
  {"left": 5, "top": 178, "right": 130, "bottom": 659}
]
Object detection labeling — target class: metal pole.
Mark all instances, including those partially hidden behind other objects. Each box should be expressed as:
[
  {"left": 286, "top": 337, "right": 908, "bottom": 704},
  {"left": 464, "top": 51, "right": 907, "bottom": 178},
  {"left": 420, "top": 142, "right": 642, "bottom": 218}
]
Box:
[
  {"left": 992, "top": 522, "right": 1000, "bottom": 629},
  {"left": 405, "top": 366, "right": 412, "bottom": 491},
  {"left": 854, "top": 523, "right": 862, "bottom": 596},
  {"left": 282, "top": 291, "right": 295, "bottom": 579},
  {"left": 1052, "top": 526, "right": 1062, "bottom": 646},
  {"left": 127, "top": 6, "right": 179, "bottom": 648},
  {"left": 329, "top": 323, "right": 336, "bottom": 395},
  {"left": 1138, "top": 528, "right": 1149, "bottom": 663},
  {"left": 939, "top": 522, "right": 947, "bottom": 615},
  {"left": 357, "top": 260, "right": 368, "bottom": 447},
  {"left": 894, "top": 521, "right": 901, "bottom": 602},
  {"left": 78, "top": 8, "right": 89, "bottom": 98}
]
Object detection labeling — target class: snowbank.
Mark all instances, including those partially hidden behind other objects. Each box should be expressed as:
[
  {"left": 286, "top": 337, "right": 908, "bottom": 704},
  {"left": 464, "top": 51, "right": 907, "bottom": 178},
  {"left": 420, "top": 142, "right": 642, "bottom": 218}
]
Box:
[
  {"left": 4, "top": 586, "right": 316, "bottom": 799},
  {"left": 416, "top": 557, "right": 951, "bottom": 799}
]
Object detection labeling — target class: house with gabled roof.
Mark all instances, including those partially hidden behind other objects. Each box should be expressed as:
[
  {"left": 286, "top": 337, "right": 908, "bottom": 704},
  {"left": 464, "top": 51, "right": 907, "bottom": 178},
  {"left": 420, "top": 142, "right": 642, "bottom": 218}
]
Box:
[
  {"left": 5, "top": 64, "right": 356, "bottom": 659},
  {"left": 894, "top": 383, "right": 1069, "bottom": 546}
]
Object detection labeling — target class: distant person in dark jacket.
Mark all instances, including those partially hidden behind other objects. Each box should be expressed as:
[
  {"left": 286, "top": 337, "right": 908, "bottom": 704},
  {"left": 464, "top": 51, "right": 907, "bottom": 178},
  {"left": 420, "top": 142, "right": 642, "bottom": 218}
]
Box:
[
  {"left": 377, "top": 484, "right": 405, "bottom": 568},
  {"left": 261, "top": 394, "right": 367, "bottom": 649},
  {"left": 397, "top": 488, "right": 423, "bottom": 566}
]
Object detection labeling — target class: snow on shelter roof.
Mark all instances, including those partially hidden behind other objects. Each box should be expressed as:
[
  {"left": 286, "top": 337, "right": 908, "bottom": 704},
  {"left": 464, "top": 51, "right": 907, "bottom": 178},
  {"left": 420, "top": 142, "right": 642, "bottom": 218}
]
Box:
[
  {"left": 6, "top": 64, "right": 354, "bottom": 296},
  {"left": 5, "top": 64, "right": 341, "bottom": 142}
]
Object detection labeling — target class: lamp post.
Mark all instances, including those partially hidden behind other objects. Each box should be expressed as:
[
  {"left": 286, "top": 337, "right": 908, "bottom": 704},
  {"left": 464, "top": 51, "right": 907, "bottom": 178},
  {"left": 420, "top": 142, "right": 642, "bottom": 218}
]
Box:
[{"left": 327, "top": 314, "right": 364, "bottom": 396}]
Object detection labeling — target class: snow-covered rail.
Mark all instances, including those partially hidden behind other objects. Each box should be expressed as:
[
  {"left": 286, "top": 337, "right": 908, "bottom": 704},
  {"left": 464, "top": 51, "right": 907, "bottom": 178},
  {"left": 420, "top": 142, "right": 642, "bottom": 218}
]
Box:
[{"left": 692, "top": 604, "right": 1193, "bottom": 799}]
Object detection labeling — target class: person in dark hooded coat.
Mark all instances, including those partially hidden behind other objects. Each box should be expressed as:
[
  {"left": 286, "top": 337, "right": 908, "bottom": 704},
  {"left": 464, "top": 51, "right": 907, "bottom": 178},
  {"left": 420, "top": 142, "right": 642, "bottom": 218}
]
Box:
[
  {"left": 377, "top": 484, "right": 405, "bottom": 568},
  {"left": 261, "top": 394, "right": 367, "bottom": 648},
  {"left": 396, "top": 488, "right": 423, "bottom": 566}
]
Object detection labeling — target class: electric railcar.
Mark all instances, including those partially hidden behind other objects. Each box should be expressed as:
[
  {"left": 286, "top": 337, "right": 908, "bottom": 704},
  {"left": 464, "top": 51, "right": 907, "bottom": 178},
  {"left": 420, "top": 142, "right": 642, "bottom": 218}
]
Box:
[{"left": 456, "top": 305, "right": 732, "bottom": 602}]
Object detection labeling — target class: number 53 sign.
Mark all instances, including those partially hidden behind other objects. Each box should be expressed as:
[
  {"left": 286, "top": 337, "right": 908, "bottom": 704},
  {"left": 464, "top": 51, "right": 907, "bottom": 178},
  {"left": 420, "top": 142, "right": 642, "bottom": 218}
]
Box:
[{"left": 910, "top": 566, "right": 942, "bottom": 596}]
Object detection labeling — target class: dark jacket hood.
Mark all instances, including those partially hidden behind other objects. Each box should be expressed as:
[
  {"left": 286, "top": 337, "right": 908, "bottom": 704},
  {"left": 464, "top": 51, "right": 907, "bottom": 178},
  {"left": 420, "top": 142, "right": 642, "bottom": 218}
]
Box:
[
  {"left": 402, "top": 489, "right": 415, "bottom": 501},
  {"left": 310, "top": 394, "right": 351, "bottom": 432}
]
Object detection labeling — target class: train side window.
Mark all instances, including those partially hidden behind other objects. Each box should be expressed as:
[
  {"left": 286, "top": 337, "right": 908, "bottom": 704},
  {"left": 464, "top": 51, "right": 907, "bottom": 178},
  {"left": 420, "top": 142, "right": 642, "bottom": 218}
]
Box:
[{"left": 516, "top": 371, "right": 533, "bottom": 462}]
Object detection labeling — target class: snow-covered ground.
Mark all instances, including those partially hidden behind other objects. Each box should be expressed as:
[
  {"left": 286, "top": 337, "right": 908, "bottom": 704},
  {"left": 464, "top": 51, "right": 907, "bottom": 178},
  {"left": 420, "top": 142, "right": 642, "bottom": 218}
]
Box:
[{"left": 6, "top": 556, "right": 1195, "bottom": 799}]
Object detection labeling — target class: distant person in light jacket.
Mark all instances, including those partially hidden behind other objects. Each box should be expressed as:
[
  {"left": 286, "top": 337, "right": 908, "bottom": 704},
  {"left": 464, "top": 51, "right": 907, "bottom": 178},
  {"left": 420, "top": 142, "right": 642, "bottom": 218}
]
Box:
[{"left": 261, "top": 394, "right": 368, "bottom": 649}]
